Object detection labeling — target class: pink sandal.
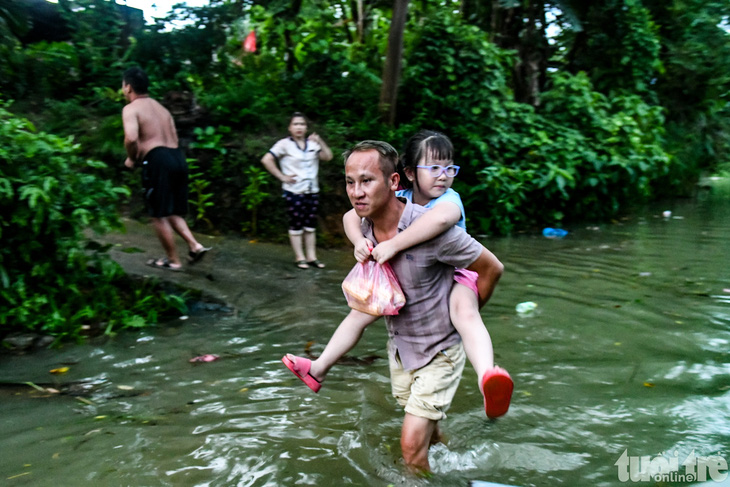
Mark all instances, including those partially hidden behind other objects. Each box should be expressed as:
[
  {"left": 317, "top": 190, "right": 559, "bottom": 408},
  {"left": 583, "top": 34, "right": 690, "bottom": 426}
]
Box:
[
  {"left": 282, "top": 354, "right": 322, "bottom": 393},
  {"left": 480, "top": 366, "right": 514, "bottom": 418}
]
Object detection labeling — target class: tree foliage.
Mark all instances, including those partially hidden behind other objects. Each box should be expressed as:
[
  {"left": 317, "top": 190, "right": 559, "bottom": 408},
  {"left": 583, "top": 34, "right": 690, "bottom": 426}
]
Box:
[
  {"left": 0, "top": 102, "right": 185, "bottom": 341},
  {"left": 1, "top": 0, "right": 728, "bottom": 240}
]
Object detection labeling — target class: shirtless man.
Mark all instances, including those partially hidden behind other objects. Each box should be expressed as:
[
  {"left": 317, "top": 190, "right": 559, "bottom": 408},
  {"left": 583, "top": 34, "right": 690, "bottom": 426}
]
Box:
[{"left": 121, "top": 66, "right": 210, "bottom": 271}]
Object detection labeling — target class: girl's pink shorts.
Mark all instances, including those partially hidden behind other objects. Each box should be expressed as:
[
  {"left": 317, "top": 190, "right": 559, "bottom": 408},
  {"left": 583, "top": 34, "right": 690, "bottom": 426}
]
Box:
[{"left": 454, "top": 268, "right": 479, "bottom": 296}]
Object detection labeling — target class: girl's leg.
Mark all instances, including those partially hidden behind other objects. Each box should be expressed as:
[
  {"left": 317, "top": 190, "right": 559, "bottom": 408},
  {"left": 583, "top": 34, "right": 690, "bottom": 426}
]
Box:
[
  {"left": 450, "top": 281, "right": 513, "bottom": 418},
  {"left": 295, "top": 309, "right": 378, "bottom": 381},
  {"left": 449, "top": 282, "right": 494, "bottom": 379}
]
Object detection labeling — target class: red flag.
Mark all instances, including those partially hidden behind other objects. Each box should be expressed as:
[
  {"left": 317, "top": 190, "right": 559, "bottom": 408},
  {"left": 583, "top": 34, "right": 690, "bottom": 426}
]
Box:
[{"left": 243, "top": 31, "right": 257, "bottom": 53}]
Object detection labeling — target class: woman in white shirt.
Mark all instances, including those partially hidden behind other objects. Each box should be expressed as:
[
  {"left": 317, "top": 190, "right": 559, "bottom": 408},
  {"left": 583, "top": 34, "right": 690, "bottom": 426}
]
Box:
[{"left": 261, "top": 112, "right": 333, "bottom": 269}]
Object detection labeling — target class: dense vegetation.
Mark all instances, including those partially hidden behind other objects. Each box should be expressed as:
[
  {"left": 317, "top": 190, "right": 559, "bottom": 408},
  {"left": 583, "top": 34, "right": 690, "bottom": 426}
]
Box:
[
  {"left": 0, "top": 102, "right": 186, "bottom": 342},
  {"left": 1, "top": 0, "right": 729, "bottom": 339}
]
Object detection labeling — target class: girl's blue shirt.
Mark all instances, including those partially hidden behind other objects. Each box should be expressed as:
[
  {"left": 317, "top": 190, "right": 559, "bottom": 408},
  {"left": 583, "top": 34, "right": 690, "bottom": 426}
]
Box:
[{"left": 395, "top": 188, "right": 467, "bottom": 230}]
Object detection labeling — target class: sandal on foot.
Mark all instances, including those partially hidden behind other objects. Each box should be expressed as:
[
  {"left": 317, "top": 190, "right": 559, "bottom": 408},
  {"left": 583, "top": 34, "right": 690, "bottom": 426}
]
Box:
[
  {"left": 188, "top": 246, "right": 212, "bottom": 264},
  {"left": 480, "top": 366, "right": 513, "bottom": 418},
  {"left": 306, "top": 260, "right": 325, "bottom": 269},
  {"left": 296, "top": 260, "right": 310, "bottom": 269},
  {"left": 281, "top": 354, "right": 322, "bottom": 392},
  {"left": 146, "top": 257, "right": 182, "bottom": 272}
]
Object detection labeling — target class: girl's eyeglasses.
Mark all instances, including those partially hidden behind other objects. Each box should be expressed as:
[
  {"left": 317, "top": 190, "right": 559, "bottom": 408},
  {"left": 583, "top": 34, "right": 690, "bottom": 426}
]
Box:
[{"left": 416, "top": 164, "right": 460, "bottom": 178}]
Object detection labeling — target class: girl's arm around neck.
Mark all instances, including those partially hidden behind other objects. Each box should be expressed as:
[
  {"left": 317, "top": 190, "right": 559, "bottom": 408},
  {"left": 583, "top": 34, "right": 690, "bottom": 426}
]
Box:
[
  {"left": 343, "top": 209, "right": 373, "bottom": 263},
  {"left": 371, "top": 201, "right": 461, "bottom": 264}
]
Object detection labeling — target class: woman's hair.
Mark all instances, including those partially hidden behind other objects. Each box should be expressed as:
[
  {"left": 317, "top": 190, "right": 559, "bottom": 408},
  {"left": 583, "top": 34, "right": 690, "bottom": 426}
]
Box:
[
  {"left": 399, "top": 130, "right": 454, "bottom": 190},
  {"left": 289, "top": 112, "right": 310, "bottom": 125}
]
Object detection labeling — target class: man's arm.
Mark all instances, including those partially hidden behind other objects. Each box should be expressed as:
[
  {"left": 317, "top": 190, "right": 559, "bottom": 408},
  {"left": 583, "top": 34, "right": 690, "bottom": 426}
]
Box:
[
  {"left": 466, "top": 247, "right": 504, "bottom": 309},
  {"left": 371, "top": 202, "right": 461, "bottom": 264},
  {"left": 343, "top": 208, "right": 372, "bottom": 262},
  {"left": 122, "top": 105, "right": 140, "bottom": 168}
]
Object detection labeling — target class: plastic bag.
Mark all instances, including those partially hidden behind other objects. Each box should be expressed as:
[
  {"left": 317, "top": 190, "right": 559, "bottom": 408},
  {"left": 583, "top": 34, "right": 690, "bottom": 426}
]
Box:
[{"left": 341, "top": 260, "right": 406, "bottom": 316}]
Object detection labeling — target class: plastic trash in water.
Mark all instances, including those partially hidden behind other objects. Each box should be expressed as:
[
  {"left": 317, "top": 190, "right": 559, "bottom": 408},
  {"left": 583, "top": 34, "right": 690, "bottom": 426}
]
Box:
[
  {"left": 542, "top": 227, "right": 568, "bottom": 238},
  {"left": 515, "top": 301, "right": 537, "bottom": 314},
  {"left": 189, "top": 354, "right": 220, "bottom": 363}
]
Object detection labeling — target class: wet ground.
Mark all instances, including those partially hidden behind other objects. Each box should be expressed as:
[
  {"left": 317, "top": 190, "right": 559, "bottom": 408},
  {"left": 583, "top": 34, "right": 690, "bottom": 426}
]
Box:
[{"left": 97, "top": 217, "right": 359, "bottom": 313}]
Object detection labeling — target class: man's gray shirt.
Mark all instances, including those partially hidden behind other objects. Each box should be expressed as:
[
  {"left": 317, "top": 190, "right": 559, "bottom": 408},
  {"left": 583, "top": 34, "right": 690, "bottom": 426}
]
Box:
[{"left": 362, "top": 198, "right": 484, "bottom": 370}]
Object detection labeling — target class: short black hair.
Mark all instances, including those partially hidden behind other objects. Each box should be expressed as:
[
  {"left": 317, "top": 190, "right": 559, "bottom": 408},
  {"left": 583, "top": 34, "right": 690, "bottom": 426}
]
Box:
[
  {"left": 343, "top": 140, "right": 399, "bottom": 177},
  {"left": 123, "top": 66, "right": 149, "bottom": 95}
]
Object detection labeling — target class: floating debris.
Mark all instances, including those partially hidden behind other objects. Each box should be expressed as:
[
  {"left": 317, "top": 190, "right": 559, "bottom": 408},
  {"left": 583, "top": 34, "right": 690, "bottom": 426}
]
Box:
[
  {"left": 189, "top": 354, "right": 220, "bottom": 363},
  {"left": 515, "top": 301, "right": 537, "bottom": 314}
]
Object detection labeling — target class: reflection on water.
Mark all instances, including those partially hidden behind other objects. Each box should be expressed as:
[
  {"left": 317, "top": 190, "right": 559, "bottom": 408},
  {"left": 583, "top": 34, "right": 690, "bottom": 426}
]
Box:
[{"left": 2, "top": 195, "right": 730, "bottom": 486}]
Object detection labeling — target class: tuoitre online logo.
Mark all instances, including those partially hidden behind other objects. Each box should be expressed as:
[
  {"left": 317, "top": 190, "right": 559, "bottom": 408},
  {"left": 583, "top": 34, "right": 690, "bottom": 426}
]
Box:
[{"left": 615, "top": 449, "right": 728, "bottom": 483}]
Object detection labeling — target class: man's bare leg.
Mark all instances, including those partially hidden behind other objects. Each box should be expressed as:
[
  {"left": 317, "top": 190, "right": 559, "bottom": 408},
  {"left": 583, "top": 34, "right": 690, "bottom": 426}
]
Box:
[
  {"left": 401, "top": 413, "right": 438, "bottom": 473},
  {"left": 151, "top": 217, "right": 182, "bottom": 267},
  {"left": 168, "top": 214, "right": 205, "bottom": 254}
]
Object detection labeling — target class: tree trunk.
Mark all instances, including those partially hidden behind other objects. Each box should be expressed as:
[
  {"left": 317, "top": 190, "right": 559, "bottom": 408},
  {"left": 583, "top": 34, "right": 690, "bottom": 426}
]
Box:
[
  {"left": 378, "top": 0, "right": 409, "bottom": 126},
  {"left": 487, "top": 0, "right": 548, "bottom": 107},
  {"left": 514, "top": 1, "right": 547, "bottom": 107},
  {"left": 282, "top": 0, "right": 303, "bottom": 73}
]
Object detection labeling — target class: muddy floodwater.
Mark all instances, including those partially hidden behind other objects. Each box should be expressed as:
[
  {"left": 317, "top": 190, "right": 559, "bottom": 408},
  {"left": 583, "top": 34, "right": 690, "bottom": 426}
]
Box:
[{"left": 2, "top": 189, "right": 730, "bottom": 487}]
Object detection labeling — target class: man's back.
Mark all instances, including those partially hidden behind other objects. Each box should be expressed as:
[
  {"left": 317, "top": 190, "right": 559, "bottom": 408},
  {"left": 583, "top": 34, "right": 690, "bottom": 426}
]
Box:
[{"left": 125, "top": 97, "right": 178, "bottom": 160}]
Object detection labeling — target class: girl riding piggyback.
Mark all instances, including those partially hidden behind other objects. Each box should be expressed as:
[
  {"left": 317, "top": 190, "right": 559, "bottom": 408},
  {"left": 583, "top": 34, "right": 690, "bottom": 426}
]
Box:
[
  {"left": 282, "top": 130, "right": 512, "bottom": 418},
  {"left": 348, "top": 130, "right": 513, "bottom": 418}
]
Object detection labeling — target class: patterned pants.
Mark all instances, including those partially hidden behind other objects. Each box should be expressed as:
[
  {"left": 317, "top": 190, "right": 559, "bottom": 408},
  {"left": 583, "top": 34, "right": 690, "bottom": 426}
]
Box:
[{"left": 283, "top": 191, "right": 319, "bottom": 233}]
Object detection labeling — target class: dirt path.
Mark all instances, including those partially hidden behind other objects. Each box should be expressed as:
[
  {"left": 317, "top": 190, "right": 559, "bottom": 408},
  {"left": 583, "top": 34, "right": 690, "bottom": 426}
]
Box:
[{"left": 96, "top": 218, "right": 353, "bottom": 314}]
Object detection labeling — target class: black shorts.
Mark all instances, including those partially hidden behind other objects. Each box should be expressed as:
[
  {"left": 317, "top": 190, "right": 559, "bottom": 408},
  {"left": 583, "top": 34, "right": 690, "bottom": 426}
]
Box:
[{"left": 142, "top": 147, "right": 189, "bottom": 218}]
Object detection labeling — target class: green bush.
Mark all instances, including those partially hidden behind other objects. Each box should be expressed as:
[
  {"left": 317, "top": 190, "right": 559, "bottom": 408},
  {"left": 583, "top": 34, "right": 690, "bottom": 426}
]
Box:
[
  {"left": 398, "top": 14, "right": 671, "bottom": 235},
  {"left": 0, "top": 101, "right": 185, "bottom": 342}
]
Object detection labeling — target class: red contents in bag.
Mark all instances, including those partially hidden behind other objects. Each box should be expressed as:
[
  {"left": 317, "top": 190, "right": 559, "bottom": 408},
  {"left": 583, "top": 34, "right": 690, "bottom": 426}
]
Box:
[{"left": 341, "top": 260, "right": 406, "bottom": 316}]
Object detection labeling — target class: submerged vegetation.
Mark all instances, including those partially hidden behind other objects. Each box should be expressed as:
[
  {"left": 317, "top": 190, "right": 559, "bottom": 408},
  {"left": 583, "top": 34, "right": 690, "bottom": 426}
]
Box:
[{"left": 1, "top": 0, "right": 729, "bottom": 340}]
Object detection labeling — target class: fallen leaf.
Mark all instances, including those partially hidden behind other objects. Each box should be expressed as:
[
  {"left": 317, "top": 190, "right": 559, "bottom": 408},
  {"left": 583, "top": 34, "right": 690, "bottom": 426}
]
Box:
[
  {"left": 7, "top": 472, "right": 31, "bottom": 480},
  {"left": 116, "top": 385, "right": 134, "bottom": 391},
  {"left": 239, "top": 388, "right": 249, "bottom": 393},
  {"left": 25, "top": 382, "right": 45, "bottom": 392},
  {"left": 52, "top": 453, "right": 60, "bottom": 459},
  {"left": 45, "top": 388, "right": 60, "bottom": 394},
  {"left": 50, "top": 367, "right": 69, "bottom": 375},
  {"left": 643, "top": 382, "right": 655, "bottom": 388}
]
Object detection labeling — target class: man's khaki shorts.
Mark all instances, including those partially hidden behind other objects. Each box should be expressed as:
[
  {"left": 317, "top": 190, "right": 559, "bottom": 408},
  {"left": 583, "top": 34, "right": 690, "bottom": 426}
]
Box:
[{"left": 389, "top": 341, "right": 466, "bottom": 421}]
